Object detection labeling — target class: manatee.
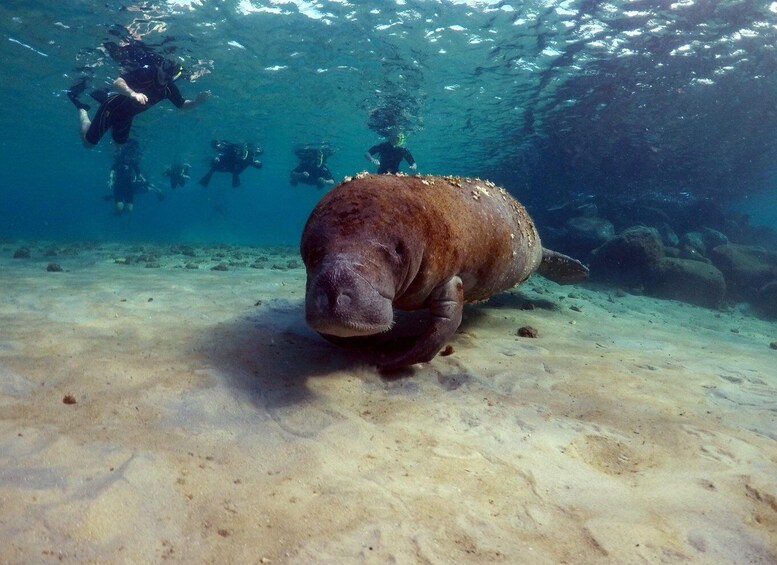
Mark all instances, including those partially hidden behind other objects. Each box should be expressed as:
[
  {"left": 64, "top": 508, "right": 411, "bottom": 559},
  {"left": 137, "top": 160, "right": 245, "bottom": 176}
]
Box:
[{"left": 300, "top": 173, "right": 588, "bottom": 370}]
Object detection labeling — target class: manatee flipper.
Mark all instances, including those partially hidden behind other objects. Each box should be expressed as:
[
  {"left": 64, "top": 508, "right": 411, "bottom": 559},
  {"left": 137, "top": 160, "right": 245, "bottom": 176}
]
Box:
[
  {"left": 537, "top": 248, "right": 589, "bottom": 285},
  {"left": 378, "top": 276, "right": 464, "bottom": 372}
]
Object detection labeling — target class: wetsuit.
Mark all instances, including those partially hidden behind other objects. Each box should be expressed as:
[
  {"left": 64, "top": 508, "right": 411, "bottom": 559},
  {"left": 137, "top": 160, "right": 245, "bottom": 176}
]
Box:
[
  {"left": 368, "top": 142, "right": 415, "bottom": 174},
  {"left": 163, "top": 164, "right": 190, "bottom": 189},
  {"left": 291, "top": 162, "right": 333, "bottom": 187},
  {"left": 111, "top": 161, "right": 140, "bottom": 205},
  {"left": 200, "top": 144, "right": 263, "bottom": 187},
  {"left": 86, "top": 66, "right": 184, "bottom": 145}
]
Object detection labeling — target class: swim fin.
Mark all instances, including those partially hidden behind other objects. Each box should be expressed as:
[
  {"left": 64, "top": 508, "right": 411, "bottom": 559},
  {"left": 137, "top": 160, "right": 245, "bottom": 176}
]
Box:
[{"left": 67, "top": 77, "right": 91, "bottom": 111}]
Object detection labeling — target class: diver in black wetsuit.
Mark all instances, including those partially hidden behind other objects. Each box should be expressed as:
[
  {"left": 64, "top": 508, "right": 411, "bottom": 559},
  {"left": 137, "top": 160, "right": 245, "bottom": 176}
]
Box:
[
  {"left": 106, "top": 139, "right": 163, "bottom": 214},
  {"left": 365, "top": 132, "right": 417, "bottom": 174},
  {"left": 199, "top": 140, "right": 264, "bottom": 188},
  {"left": 68, "top": 57, "right": 210, "bottom": 147},
  {"left": 290, "top": 145, "right": 335, "bottom": 190},
  {"left": 163, "top": 162, "right": 191, "bottom": 190}
]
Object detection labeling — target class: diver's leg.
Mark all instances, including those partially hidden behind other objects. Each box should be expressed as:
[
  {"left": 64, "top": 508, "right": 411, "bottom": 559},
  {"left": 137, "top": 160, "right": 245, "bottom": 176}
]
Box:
[
  {"left": 82, "top": 98, "right": 118, "bottom": 148},
  {"left": 89, "top": 89, "right": 109, "bottom": 104},
  {"left": 199, "top": 168, "right": 214, "bottom": 187},
  {"left": 111, "top": 117, "right": 132, "bottom": 145},
  {"left": 79, "top": 109, "right": 93, "bottom": 146},
  {"left": 67, "top": 77, "right": 91, "bottom": 111}
]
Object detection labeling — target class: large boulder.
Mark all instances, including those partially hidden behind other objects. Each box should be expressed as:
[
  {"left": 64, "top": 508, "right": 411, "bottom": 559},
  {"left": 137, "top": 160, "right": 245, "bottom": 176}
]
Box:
[
  {"left": 590, "top": 226, "right": 664, "bottom": 288},
  {"left": 709, "top": 244, "right": 777, "bottom": 299},
  {"left": 658, "top": 223, "right": 680, "bottom": 247},
  {"left": 649, "top": 257, "right": 726, "bottom": 308},
  {"left": 680, "top": 231, "right": 706, "bottom": 256},
  {"left": 564, "top": 216, "right": 616, "bottom": 253},
  {"left": 700, "top": 227, "right": 728, "bottom": 250}
]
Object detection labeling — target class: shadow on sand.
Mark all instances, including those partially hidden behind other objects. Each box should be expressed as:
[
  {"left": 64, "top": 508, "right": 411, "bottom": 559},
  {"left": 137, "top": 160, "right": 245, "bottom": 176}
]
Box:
[
  {"left": 197, "top": 298, "right": 372, "bottom": 408},
  {"left": 200, "top": 289, "right": 549, "bottom": 413}
]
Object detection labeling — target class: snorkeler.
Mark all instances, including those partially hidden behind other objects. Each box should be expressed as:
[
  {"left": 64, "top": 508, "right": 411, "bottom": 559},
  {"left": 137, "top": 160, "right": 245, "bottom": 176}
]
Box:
[
  {"left": 290, "top": 145, "right": 335, "bottom": 190},
  {"left": 68, "top": 56, "right": 210, "bottom": 147},
  {"left": 365, "top": 132, "right": 417, "bottom": 174},
  {"left": 199, "top": 140, "right": 264, "bottom": 188},
  {"left": 105, "top": 139, "right": 163, "bottom": 214},
  {"left": 163, "top": 162, "right": 192, "bottom": 190}
]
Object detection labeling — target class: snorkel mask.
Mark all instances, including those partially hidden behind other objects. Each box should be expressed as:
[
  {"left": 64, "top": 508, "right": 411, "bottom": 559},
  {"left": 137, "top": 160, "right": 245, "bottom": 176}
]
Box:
[{"left": 159, "top": 58, "right": 184, "bottom": 82}]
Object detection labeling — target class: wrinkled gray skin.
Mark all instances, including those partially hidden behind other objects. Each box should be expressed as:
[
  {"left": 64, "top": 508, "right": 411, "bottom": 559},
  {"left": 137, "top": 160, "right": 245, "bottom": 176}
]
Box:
[{"left": 301, "top": 173, "right": 588, "bottom": 371}]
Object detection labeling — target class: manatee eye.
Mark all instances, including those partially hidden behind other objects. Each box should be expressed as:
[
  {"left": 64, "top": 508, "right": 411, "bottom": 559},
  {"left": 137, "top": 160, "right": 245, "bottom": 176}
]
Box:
[{"left": 394, "top": 241, "right": 406, "bottom": 257}]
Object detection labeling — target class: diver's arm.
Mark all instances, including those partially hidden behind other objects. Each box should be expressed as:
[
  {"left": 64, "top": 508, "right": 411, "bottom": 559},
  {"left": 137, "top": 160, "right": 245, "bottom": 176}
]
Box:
[
  {"left": 113, "top": 77, "right": 148, "bottom": 105},
  {"left": 365, "top": 151, "right": 380, "bottom": 166},
  {"left": 182, "top": 90, "right": 211, "bottom": 110},
  {"left": 405, "top": 150, "right": 417, "bottom": 171}
]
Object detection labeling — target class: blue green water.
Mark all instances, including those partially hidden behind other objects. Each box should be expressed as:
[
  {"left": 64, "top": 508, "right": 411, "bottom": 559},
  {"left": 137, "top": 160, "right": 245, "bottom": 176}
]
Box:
[{"left": 1, "top": 0, "right": 777, "bottom": 244}]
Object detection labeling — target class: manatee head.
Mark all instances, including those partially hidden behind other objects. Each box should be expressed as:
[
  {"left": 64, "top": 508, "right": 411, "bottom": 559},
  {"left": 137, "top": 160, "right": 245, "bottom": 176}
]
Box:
[
  {"left": 300, "top": 176, "right": 422, "bottom": 339},
  {"left": 303, "top": 249, "right": 397, "bottom": 338}
]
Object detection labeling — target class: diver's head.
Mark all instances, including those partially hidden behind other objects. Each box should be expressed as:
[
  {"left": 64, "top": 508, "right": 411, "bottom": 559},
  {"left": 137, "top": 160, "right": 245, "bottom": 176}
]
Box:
[
  {"left": 390, "top": 132, "right": 406, "bottom": 147},
  {"left": 117, "top": 149, "right": 134, "bottom": 164},
  {"left": 118, "top": 139, "right": 141, "bottom": 161},
  {"left": 157, "top": 58, "right": 184, "bottom": 84}
]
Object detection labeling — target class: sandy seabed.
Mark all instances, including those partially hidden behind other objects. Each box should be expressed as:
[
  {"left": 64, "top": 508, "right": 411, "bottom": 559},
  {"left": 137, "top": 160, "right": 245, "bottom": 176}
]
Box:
[{"left": 0, "top": 240, "right": 775, "bottom": 565}]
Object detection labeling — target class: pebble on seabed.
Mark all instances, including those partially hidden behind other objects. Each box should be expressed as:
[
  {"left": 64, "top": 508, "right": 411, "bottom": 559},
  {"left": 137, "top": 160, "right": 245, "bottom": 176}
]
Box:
[{"left": 517, "top": 326, "right": 539, "bottom": 338}]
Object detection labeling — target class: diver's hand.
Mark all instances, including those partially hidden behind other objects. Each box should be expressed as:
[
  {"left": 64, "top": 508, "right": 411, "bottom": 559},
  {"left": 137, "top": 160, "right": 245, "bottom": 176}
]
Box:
[
  {"left": 132, "top": 91, "right": 148, "bottom": 105},
  {"left": 370, "top": 157, "right": 380, "bottom": 166},
  {"left": 184, "top": 90, "right": 211, "bottom": 110},
  {"left": 410, "top": 163, "right": 417, "bottom": 172}
]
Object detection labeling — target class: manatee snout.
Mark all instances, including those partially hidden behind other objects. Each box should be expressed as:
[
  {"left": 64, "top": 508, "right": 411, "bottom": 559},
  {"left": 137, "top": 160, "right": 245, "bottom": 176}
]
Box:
[{"left": 305, "top": 256, "right": 394, "bottom": 338}]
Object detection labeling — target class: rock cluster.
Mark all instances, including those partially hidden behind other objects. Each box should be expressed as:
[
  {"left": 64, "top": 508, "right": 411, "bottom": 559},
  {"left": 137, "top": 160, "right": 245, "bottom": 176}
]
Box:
[{"left": 541, "top": 198, "right": 777, "bottom": 318}]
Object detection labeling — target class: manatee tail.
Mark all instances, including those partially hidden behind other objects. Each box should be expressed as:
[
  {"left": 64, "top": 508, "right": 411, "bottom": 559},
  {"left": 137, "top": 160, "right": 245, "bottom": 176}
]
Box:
[{"left": 537, "top": 248, "right": 589, "bottom": 285}]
